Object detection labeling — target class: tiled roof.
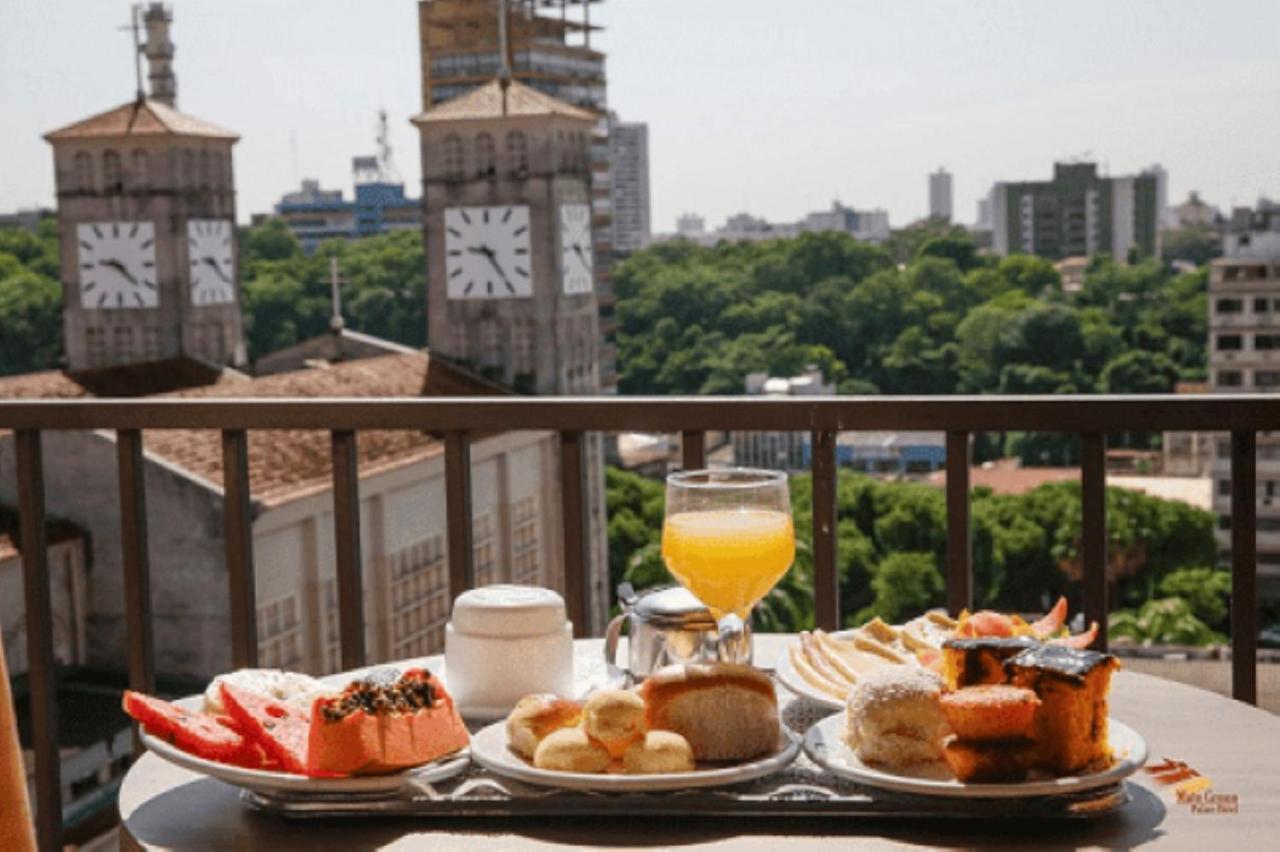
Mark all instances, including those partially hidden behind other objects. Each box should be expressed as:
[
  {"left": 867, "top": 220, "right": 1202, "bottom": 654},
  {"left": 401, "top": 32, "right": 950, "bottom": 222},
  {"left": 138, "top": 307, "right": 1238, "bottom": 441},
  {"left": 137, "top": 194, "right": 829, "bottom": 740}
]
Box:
[
  {"left": 411, "top": 79, "right": 595, "bottom": 125},
  {"left": 0, "top": 358, "right": 243, "bottom": 402},
  {"left": 144, "top": 352, "right": 505, "bottom": 507},
  {"left": 928, "top": 465, "right": 1080, "bottom": 496},
  {"left": 0, "top": 370, "right": 92, "bottom": 400},
  {"left": 44, "top": 99, "right": 238, "bottom": 142}
]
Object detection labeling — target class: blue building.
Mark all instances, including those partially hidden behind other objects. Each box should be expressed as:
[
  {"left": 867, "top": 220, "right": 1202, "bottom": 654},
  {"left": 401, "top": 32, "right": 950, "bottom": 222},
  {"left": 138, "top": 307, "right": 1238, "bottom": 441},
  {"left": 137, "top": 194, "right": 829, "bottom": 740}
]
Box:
[
  {"left": 269, "top": 158, "right": 422, "bottom": 254},
  {"left": 800, "top": 431, "right": 946, "bottom": 475}
]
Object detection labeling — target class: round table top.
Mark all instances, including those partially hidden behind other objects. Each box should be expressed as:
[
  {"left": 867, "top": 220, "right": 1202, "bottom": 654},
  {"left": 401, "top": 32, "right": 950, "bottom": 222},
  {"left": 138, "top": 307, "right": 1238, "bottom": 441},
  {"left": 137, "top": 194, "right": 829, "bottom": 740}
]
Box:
[{"left": 119, "top": 635, "right": 1280, "bottom": 850}]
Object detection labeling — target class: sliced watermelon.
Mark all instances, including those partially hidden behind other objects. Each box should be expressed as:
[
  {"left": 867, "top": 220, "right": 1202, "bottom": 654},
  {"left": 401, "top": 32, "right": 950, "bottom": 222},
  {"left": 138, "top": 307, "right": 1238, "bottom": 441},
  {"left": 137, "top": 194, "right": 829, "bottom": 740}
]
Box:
[
  {"left": 122, "top": 691, "right": 254, "bottom": 765},
  {"left": 219, "top": 683, "right": 311, "bottom": 775},
  {"left": 213, "top": 715, "right": 276, "bottom": 770}
]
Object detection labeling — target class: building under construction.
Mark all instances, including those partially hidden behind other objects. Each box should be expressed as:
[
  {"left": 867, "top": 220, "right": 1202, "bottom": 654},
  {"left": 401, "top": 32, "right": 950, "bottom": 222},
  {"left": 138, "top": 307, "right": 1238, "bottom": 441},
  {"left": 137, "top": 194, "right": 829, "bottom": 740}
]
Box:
[{"left": 418, "top": 0, "right": 618, "bottom": 392}]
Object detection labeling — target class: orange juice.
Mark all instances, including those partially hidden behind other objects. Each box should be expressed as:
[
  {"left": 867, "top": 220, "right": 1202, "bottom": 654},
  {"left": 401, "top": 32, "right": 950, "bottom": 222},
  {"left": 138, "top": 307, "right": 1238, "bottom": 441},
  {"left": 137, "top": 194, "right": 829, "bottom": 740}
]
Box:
[{"left": 661, "top": 509, "right": 795, "bottom": 618}]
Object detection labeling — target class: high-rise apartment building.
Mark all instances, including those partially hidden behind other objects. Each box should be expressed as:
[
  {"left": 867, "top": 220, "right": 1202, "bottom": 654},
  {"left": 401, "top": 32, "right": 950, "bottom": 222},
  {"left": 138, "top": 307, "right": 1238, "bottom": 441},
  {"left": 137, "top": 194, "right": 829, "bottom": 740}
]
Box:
[
  {"left": 929, "top": 167, "right": 953, "bottom": 222},
  {"left": 1209, "top": 249, "right": 1280, "bottom": 606},
  {"left": 417, "top": 0, "right": 617, "bottom": 392},
  {"left": 990, "top": 162, "right": 1160, "bottom": 260},
  {"left": 608, "top": 113, "right": 650, "bottom": 253}
]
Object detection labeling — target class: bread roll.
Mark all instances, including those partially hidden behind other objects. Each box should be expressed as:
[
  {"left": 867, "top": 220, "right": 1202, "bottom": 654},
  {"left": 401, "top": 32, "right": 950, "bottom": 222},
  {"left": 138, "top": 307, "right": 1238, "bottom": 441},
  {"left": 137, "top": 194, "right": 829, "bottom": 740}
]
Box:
[
  {"left": 623, "top": 730, "right": 695, "bottom": 774},
  {"left": 583, "top": 689, "right": 646, "bottom": 759},
  {"left": 505, "top": 694, "right": 583, "bottom": 761},
  {"left": 532, "top": 727, "right": 611, "bottom": 773},
  {"left": 640, "top": 663, "right": 779, "bottom": 762}
]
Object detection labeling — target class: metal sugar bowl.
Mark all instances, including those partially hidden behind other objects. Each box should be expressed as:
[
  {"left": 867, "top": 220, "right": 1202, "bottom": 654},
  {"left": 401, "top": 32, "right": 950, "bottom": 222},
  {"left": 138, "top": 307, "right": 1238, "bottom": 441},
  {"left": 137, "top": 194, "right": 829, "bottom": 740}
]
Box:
[{"left": 604, "top": 583, "right": 753, "bottom": 682}]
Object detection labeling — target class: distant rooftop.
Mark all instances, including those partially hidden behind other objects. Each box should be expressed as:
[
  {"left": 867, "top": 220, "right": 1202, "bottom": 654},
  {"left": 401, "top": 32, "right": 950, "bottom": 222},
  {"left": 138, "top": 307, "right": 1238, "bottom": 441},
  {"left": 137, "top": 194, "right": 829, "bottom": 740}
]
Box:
[{"left": 411, "top": 79, "right": 595, "bottom": 125}]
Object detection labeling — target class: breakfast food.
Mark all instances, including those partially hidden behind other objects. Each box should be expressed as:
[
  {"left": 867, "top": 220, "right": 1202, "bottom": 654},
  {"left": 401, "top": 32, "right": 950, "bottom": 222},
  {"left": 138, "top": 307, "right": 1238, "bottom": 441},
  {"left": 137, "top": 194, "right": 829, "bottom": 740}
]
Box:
[
  {"left": 942, "top": 736, "right": 1036, "bottom": 782},
  {"left": 505, "top": 694, "right": 584, "bottom": 761},
  {"left": 203, "top": 668, "right": 332, "bottom": 715},
  {"left": 1004, "top": 644, "right": 1119, "bottom": 774},
  {"left": 306, "top": 668, "right": 470, "bottom": 776},
  {"left": 123, "top": 691, "right": 261, "bottom": 767},
  {"left": 582, "top": 689, "right": 646, "bottom": 759},
  {"left": 941, "top": 637, "right": 1040, "bottom": 689},
  {"left": 623, "top": 731, "right": 695, "bottom": 774},
  {"left": 939, "top": 685, "right": 1040, "bottom": 742},
  {"left": 843, "top": 667, "right": 948, "bottom": 768},
  {"left": 219, "top": 682, "right": 312, "bottom": 774},
  {"left": 788, "top": 612, "right": 957, "bottom": 701},
  {"left": 533, "top": 727, "right": 612, "bottom": 773},
  {"left": 641, "top": 663, "right": 779, "bottom": 762}
]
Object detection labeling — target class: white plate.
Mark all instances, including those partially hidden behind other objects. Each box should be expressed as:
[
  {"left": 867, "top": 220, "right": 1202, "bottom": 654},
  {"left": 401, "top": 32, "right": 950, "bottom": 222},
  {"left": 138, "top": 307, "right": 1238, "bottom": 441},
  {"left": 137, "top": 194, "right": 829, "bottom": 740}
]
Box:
[
  {"left": 470, "top": 722, "right": 800, "bottom": 792},
  {"left": 803, "top": 713, "right": 1147, "bottom": 798},
  {"left": 138, "top": 660, "right": 470, "bottom": 796},
  {"left": 773, "top": 639, "right": 851, "bottom": 712}
]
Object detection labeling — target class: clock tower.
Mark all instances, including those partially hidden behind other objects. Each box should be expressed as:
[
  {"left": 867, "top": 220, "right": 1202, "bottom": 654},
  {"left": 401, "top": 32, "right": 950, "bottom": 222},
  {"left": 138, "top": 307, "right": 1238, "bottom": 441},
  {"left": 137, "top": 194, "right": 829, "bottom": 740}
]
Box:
[
  {"left": 413, "top": 79, "right": 609, "bottom": 626},
  {"left": 44, "top": 94, "right": 244, "bottom": 371}
]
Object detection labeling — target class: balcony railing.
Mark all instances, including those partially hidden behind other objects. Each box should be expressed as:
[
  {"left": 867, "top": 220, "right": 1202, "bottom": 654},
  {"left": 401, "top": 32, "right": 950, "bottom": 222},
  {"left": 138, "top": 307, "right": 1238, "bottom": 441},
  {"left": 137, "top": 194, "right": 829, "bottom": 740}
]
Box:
[{"left": 0, "top": 393, "right": 1271, "bottom": 849}]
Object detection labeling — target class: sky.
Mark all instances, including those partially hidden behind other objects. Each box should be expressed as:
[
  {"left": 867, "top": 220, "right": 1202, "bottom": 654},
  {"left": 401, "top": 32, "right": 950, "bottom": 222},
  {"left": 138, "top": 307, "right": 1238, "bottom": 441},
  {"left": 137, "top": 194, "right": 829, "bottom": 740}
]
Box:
[{"left": 2, "top": 1, "right": 1278, "bottom": 233}]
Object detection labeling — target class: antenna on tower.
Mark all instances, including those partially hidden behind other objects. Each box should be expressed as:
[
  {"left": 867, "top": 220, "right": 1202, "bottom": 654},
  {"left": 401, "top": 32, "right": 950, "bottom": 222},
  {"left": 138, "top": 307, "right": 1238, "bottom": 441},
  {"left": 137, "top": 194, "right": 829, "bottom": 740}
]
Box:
[
  {"left": 118, "top": 4, "right": 145, "bottom": 102},
  {"left": 376, "top": 109, "right": 400, "bottom": 183},
  {"left": 497, "top": 0, "right": 511, "bottom": 114}
]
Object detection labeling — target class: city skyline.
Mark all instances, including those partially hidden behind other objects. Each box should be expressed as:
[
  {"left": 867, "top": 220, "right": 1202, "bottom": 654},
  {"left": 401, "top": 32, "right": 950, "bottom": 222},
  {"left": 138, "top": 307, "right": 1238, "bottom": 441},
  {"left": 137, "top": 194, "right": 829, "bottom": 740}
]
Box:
[{"left": 1, "top": 0, "right": 1278, "bottom": 232}]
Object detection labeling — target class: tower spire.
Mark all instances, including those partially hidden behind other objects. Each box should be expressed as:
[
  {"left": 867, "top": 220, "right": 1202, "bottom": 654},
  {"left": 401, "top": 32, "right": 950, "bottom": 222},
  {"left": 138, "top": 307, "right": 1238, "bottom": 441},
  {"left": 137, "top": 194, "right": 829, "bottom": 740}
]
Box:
[
  {"left": 118, "top": 4, "right": 145, "bottom": 102},
  {"left": 497, "top": 0, "right": 511, "bottom": 115}
]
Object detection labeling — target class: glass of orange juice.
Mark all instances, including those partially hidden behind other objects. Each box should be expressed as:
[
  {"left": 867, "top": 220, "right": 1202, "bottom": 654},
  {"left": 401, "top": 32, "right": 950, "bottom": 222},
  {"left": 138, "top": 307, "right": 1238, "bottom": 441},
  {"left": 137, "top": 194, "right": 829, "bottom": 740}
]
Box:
[{"left": 662, "top": 468, "right": 795, "bottom": 663}]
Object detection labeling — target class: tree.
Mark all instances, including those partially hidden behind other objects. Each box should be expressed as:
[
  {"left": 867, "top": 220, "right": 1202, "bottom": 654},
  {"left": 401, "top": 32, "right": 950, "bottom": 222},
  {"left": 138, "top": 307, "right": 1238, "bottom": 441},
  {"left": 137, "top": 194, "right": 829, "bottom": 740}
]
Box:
[
  {"left": 1101, "top": 350, "right": 1180, "bottom": 394},
  {"left": 0, "top": 271, "right": 63, "bottom": 375}
]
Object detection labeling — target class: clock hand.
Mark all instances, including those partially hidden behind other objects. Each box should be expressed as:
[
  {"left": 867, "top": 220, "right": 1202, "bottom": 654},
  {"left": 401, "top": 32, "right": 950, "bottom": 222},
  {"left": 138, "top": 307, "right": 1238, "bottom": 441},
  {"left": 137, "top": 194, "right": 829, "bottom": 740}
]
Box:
[
  {"left": 203, "top": 256, "right": 232, "bottom": 283},
  {"left": 572, "top": 243, "right": 589, "bottom": 266},
  {"left": 483, "top": 252, "right": 511, "bottom": 284},
  {"left": 99, "top": 258, "right": 139, "bottom": 286}
]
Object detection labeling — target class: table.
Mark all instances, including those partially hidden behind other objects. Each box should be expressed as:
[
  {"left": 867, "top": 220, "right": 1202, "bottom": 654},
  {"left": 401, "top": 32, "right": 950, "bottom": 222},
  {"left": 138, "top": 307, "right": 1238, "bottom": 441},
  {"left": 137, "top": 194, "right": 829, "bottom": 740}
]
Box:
[{"left": 118, "top": 635, "right": 1280, "bottom": 850}]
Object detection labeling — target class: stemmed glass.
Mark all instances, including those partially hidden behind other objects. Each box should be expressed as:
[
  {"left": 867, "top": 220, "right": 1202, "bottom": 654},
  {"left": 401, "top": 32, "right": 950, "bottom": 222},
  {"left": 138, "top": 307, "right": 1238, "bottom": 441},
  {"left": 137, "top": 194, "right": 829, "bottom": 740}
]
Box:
[{"left": 661, "top": 468, "right": 796, "bottom": 663}]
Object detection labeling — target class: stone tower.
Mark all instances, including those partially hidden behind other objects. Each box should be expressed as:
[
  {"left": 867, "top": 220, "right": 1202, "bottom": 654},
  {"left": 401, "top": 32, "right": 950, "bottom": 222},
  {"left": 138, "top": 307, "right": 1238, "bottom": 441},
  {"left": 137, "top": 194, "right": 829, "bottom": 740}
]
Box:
[
  {"left": 412, "top": 79, "right": 610, "bottom": 627},
  {"left": 44, "top": 100, "right": 244, "bottom": 371}
]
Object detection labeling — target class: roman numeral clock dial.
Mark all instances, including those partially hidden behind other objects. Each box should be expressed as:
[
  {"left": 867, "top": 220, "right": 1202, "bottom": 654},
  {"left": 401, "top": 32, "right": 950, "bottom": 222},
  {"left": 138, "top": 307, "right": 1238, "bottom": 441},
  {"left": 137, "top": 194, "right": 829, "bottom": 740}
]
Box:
[
  {"left": 75, "top": 221, "right": 158, "bottom": 309},
  {"left": 188, "top": 219, "right": 236, "bottom": 305},
  {"left": 444, "top": 205, "right": 532, "bottom": 299}
]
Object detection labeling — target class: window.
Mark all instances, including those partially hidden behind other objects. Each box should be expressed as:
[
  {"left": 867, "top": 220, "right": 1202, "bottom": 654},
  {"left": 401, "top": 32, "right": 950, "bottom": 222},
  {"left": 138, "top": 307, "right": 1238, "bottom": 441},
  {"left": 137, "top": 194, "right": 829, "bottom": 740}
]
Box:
[
  {"left": 512, "top": 319, "right": 535, "bottom": 374},
  {"left": 510, "top": 497, "right": 541, "bottom": 585},
  {"left": 1257, "top": 371, "right": 1280, "bottom": 388},
  {"left": 181, "top": 150, "right": 197, "bottom": 187},
  {"left": 130, "top": 149, "right": 149, "bottom": 190},
  {"left": 198, "top": 150, "right": 211, "bottom": 188},
  {"left": 257, "top": 595, "right": 302, "bottom": 669},
  {"left": 72, "top": 151, "right": 94, "bottom": 191},
  {"left": 211, "top": 151, "right": 224, "bottom": 187},
  {"left": 473, "top": 514, "right": 498, "bottom": 587},
  {"left": 505, "top": 130, "right": 528, "bottom": 174},
  {"left": 384, "top": 536, "right": 448, "bottom": 661},
  {"left": 1258, "top": 518, "right": 1280, "bottom": 533},
  {"left": 1256, "top": 297, "right": 1271, "bottom": 313},
  {"left": 1218, "top": 479, "right": 1231, "bottom": 497},
  {"left": 143, "top": 327, "right": 161, "bottom": 360},
  {"left": 1217, "top": 370, "right": 1243, "bottom": 387},
  {"left": 113, "top": 326, "right": 134, "bottom": 360},
  {"left": 1257, "top": 335, "right": 1280, "bottom": 350},
  {"left": 442, "top": 134, "right": 464, "bottom": 178},
  {"left": 475, "top": 132, "right": 495, "bottom": 176},
  {"left": 102, "top": 150, "right": 122, "bottom": 191},
  {"left": 1215, "top": 298, "right": 1243, "bottom": 313},
  {"left": 478, "top": 318, "right": 501, "bottom": 366},
  {"left": 1217, "top": 335, "right": 1243, "bottom": 351},
  {"left": 86, "top": 327, "right": 105, "bottom": 366}
]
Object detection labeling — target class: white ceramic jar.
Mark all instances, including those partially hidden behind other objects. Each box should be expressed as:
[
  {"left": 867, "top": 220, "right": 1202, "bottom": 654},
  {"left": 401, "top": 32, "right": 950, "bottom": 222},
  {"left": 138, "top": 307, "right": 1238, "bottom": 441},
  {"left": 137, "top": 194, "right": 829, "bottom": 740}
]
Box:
[{"left": 444, "top": 584, "right": 574, "bottom": 719}]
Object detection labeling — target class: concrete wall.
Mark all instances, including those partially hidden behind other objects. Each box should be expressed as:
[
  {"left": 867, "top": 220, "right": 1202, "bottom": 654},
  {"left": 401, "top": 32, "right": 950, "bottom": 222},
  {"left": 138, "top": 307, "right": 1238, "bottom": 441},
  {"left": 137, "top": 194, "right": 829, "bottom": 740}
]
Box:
[{"left": 1, "top": 539, "right": 89, "bottom": 678}]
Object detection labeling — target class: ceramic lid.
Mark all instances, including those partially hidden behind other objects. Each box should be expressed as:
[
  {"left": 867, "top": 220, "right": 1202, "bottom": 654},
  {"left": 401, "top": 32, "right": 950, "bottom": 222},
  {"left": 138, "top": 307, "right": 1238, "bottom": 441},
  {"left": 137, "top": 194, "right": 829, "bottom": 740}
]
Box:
[{"left": 450, "top": 584, "right": 568, "bottom": 637}]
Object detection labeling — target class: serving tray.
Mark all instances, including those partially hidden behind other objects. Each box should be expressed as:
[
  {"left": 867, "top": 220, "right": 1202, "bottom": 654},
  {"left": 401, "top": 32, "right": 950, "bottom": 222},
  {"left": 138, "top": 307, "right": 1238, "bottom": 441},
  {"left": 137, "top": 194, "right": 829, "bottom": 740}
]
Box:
[{"left": 240, "top": 680, "right": 1131, "bottom": 821}]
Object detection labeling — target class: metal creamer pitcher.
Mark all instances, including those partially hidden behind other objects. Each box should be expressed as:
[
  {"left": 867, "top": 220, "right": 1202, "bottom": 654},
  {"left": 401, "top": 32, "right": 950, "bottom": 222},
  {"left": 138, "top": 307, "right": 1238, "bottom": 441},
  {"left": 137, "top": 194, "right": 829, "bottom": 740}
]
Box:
[{"left": 603, "top": 583, "right": 752, "bottom": 682}]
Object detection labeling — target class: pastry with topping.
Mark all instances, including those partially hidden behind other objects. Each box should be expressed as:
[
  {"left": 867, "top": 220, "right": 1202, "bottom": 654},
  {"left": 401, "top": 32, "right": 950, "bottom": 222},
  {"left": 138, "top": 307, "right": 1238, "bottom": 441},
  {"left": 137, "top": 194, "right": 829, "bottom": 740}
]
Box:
[
  {"left": 843, "top": 667, "right": 948, "bottom": 768},
  {"left": 623, "top": 730, "right": 696, "bottom": 774},
  {"left": 505, "top": 694, "right": 584, "bottom": 761},
  {"left": 582, "top": 689, "right": 646, "bottom": 759},
  {"left": 1003, "top": 644, "right": 1119, "bottom": 774}
]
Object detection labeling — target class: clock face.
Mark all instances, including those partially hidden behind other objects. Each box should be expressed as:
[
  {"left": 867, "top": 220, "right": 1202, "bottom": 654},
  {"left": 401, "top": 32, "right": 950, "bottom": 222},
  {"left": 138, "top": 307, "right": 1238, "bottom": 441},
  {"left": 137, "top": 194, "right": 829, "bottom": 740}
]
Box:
[
  {"left": 188, "top": 219, "right": 236, "bottom": 306},
  {"left": 559, "top": 204, "right": 593, "bottom": 295},
  {"left": 444, "top": 205, "right": 532, "bottom": 299},
  {"left": 76, "top": 221, "right": 158, "bottom": 309}
]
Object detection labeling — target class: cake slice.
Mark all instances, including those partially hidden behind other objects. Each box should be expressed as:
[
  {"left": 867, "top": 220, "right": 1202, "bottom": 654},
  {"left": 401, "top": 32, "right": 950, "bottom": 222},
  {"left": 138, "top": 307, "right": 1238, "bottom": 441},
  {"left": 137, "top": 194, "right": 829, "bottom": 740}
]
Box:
[
  {"left": 306, "top": 668, "right": 470, "bottom": 776},
  {"left": 1003, "top": 644, "right": 1119, "bottom": 774},
  {"left": 941, "top": 637, "right": 1039, "bottom": 688}
]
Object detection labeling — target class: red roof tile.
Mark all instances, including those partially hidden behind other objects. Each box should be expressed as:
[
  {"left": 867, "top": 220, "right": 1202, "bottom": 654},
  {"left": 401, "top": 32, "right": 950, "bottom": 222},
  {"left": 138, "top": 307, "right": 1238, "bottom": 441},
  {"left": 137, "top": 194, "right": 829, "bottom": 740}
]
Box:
[{"left": 44, "top": 99, "right": 238, "bottom": 142}]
